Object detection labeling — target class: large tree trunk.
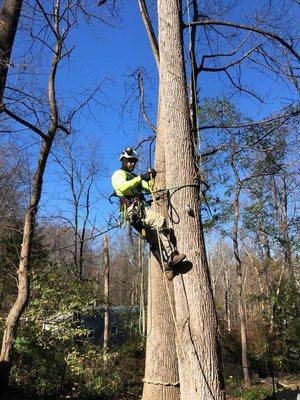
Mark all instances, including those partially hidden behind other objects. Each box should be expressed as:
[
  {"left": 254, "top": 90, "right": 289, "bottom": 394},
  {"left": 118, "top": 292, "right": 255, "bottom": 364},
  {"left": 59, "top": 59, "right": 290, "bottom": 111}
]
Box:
[
  {"left": 158, "top": 1, "right": 225, "bottom": 399},
  {"left": 0, "top": 0, "right": 23, "bottom": 104},
  {"left": 232, "top": 185, "right": 251, "bottom": 388},
  {"left": 0, "top": 139, "right": 53, "bottom": 398},
  {"left": 142, "top": 95, "right": 180, "bottom": 400}
]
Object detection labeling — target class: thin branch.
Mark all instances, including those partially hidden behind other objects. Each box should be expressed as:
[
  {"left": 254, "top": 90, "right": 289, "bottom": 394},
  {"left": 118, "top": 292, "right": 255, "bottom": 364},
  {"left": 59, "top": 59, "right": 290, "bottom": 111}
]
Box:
[
  {"left": 0, "top": 105, "right": 48, "bottom": 140},
  {"left": 135, "top": 134, "right": 156, "bottom": 151},
  {"left": 35, "top": 0, "right": 60, "bottom": 40},
  {"left": 66, "top": 82, "right": 103, "bottom": 126},
  {"left": 199, "top": 31, "right": 253, "bottom": 68},
  {"left": 138, "top": 0, "right": 159, "bottom": 67},
  {"left": 137, "top": 69, "right": 157, "bottom": 133},
  {"left": 187, "top": 19, "right": 300, "bottom": 63},
  {"left": 199, "top": 109, "right": 300, "bottom": 131},
  {"left": 224, "top": 69, "right": 263, "bottom": 102},
  {"left": 199, "top": 46, "right": 259, "bottom": 73}
]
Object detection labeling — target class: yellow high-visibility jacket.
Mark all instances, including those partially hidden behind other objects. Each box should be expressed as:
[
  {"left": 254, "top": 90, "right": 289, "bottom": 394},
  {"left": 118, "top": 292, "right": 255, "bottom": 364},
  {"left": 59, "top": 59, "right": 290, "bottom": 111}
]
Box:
[{"left": 111, "top": 169, "right": 152, "bottom": 198}]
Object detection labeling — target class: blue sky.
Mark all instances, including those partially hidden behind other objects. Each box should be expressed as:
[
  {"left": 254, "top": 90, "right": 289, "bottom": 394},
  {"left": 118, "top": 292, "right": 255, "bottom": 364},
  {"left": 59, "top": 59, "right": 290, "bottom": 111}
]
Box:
[{"left": 4, "top": 0, "right": 299, "bottom": 243}]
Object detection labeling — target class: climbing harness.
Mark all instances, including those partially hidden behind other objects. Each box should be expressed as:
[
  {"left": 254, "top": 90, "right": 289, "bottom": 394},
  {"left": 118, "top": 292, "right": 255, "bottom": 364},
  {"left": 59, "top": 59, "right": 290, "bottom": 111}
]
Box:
[{"left": 116, "top": 196, "right": 146, "bottom": 229}]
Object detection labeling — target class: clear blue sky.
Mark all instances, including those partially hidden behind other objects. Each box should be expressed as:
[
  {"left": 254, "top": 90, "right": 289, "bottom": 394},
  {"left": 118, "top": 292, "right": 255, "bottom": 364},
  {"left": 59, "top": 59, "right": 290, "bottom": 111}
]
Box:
[{"left": 6, "top": 0, "right": 299, "bottom": 241}]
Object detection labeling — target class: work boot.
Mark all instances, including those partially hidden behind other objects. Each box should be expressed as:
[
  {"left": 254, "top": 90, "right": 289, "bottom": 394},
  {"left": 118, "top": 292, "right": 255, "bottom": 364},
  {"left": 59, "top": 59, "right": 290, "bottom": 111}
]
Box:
[
  {"left": 170, "top": 251, "right": 186, "bottom": 266},
  {"left": 163, "top": 264, "right": 174, "bottom": 281}
]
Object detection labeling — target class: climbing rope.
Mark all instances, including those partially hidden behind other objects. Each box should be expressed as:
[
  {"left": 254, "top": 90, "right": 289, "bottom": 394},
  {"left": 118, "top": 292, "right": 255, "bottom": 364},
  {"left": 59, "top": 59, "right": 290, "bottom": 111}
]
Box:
[
  {"left": 147, "top": 180, "right": 201, "bottom": 400},
  {"left": 138, "top": 235, "right": 152, "bottom": 338}
]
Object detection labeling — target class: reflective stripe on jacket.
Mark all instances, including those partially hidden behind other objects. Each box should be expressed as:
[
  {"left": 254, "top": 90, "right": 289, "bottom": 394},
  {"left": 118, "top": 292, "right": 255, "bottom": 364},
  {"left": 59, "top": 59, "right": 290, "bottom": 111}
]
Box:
[{"left": 111, "top": 169, "right": 151, "bottom": 198}]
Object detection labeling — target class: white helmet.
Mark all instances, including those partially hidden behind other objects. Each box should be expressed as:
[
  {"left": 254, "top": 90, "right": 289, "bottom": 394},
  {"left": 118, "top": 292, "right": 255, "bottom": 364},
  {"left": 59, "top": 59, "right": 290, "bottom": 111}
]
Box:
[{"left": 119, "top": 147, "right": 139, "bottom": 161}]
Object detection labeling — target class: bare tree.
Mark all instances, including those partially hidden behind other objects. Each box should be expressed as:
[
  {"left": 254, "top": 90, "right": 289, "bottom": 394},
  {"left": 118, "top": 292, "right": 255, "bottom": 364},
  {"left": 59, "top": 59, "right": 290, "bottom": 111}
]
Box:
[
  {"left": 0, "top": 1, "right": 106, "bottom": 393},
  {"left": 54, "top": 139, "right": 101, "bottom": 279}
]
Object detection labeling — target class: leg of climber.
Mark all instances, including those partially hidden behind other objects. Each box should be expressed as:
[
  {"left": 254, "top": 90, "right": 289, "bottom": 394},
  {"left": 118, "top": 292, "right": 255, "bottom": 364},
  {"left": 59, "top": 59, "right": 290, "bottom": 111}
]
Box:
[{"left": 142, "top": 209, "right": 186, "bottom": 280}]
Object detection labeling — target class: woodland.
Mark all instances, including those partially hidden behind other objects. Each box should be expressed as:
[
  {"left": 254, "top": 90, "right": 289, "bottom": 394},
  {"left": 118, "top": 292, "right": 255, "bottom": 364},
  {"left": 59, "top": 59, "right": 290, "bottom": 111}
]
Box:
[{"left": 0, "top": 0, "right": 299, "bottom": 400}]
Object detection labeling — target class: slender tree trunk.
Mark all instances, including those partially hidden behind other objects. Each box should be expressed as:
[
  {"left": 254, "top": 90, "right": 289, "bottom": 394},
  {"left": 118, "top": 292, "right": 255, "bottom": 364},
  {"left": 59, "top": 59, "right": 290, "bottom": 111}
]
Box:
[
  {"left": 0, "top": 139, "right": 53, "bottom": 398},
  {"left": 158, "top": 1, "right": 225, "bottom": 399},
  {"left": 103, "top": 235, "right": 110, "bottom": 358},
  {"left": 232, "top": 185, "right": 251, "bottom": 388},
  {"left": 224, "top": 270, "right": 232, "bottom": 333},
  {"left": 0, "top": 0, "right": 23, "bottom": 104},
  {"left": 280, "top": 177, "right": 295, "bottom": 285},
  {"left": 142, "top": 94, "right": 180, "bottom": 400}
]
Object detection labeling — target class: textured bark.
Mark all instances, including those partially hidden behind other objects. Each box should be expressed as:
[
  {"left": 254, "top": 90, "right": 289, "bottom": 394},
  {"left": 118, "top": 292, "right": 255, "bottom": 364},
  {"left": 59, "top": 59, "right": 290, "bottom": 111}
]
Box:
[
  {"left": 0, "top": 0, "right": 23, "bottom": 104},
  {"left": 158, "top": 1, "right": 225, "bottom": 399},
  {"left": 142, "top": 94, "right": 180, "bottom": 400}
]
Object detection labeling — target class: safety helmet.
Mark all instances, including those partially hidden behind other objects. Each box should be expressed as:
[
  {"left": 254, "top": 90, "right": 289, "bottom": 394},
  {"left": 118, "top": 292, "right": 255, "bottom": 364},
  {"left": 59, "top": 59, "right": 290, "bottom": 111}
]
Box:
[{"left": 119, "top": 147, "right": 139, "bottom": 161}]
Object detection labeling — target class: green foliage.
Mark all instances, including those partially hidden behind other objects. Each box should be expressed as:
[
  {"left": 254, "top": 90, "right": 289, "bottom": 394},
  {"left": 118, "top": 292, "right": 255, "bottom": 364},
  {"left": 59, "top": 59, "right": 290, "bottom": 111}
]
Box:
[
  {"left": 230, "top": 385, "right": 272, "bottom": 400},
  {"left": 248, "top": 276, "right": 300, "bottom": 374},
  {"left": 10, "top": 322, "right": 143, "bottom": 399},
  {"left": 7, "top": 262, "right": 144, "bottom": 399}
]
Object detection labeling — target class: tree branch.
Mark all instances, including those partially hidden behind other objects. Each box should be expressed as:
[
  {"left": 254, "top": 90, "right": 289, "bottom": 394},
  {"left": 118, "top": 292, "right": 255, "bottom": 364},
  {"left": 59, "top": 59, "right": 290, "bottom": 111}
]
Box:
[
  {"left": 199, "top": 109, "right": 299, "bottom": 131},
  {"left": 138, "top": 0, "right": 159, "bottom": 68},
  {"left": 199, "top": 46, "right": 259, "bottom": 73},
  {"left": 0, "top": 105, "right": 48, "bottom": 140},
  {"left": 187, "top": 19, "right": 300, "bottom": 63},
  {"left": 137, "top": 69, "right": 157, "bottom": 133}
]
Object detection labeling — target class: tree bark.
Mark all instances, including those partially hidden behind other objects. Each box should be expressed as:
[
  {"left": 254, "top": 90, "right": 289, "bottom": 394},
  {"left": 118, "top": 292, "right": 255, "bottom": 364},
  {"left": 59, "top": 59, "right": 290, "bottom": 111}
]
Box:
[
  {"left": 157, "top": 1, "right": 225, "bottom": 399},
  {"left": 142, "top": 93, "right": 180, "bottom": 400},
  {"left": 0, "top": 0, "right": 23, "bottom": 104},
  {"left": 103, "top": 235, "right": 110, "bottom": 357}
]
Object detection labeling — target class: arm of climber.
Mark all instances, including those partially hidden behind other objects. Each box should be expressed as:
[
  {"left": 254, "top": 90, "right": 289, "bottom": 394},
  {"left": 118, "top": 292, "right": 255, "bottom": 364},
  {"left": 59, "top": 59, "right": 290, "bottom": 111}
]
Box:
[
  {"left": 112, "top": 170, "right": 142, "bottom": 197},
  {"left": 141, "top": 179, "right": 154, "bottom": 193}
]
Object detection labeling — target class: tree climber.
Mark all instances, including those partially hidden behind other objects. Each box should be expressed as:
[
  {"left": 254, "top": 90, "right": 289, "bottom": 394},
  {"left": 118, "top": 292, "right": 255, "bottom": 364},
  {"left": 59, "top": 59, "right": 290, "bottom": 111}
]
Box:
[{"left": 111, "top": 147, "right": 186, "bottom": 281}]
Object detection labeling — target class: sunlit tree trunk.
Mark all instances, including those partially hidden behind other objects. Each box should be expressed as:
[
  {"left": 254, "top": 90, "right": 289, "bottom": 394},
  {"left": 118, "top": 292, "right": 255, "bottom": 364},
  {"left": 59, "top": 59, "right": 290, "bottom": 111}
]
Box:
[
  {"left": 142, "top": 93, "right": 180, "bottom": 400},
  {"left": 158, "top": 1, "right": 225, "bottom": 398}
]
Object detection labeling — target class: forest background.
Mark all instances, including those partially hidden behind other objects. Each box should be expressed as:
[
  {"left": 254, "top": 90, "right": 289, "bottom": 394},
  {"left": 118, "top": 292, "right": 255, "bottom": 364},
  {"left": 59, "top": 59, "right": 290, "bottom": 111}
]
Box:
[{"left": 0, "top": 0, "right": 299, "bottom": 399}]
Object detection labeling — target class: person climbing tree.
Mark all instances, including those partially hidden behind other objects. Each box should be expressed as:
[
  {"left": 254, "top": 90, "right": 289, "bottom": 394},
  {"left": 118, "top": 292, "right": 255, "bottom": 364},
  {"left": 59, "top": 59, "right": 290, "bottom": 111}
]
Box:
[{"left": 111, "top": 147, "right": 186, "bottom": 280}]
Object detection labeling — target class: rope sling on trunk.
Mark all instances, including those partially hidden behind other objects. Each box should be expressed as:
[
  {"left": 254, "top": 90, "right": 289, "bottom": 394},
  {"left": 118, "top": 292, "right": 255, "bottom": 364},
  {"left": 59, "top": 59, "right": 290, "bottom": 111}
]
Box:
[{"left": 144, "top": 181, "right": 202, "bottom": 400}]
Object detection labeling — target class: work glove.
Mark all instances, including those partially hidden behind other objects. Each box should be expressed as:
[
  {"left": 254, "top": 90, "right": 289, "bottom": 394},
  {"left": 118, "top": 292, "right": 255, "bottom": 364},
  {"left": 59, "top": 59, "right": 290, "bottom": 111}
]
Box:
[{"left": 140, "top": 168, "right": 157, "bottom": 182}]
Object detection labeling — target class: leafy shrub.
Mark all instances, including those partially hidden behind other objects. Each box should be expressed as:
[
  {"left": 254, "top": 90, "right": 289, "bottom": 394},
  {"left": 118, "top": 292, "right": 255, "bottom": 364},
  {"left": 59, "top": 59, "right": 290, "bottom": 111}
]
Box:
[{"left": 231, "top": 385, "right": 272, "bottom": 400}]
